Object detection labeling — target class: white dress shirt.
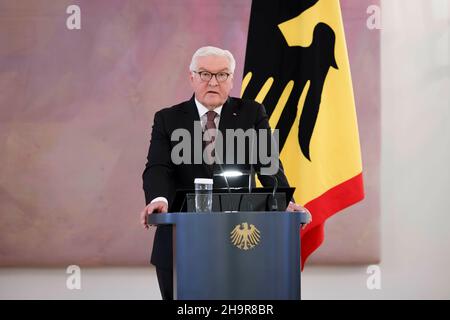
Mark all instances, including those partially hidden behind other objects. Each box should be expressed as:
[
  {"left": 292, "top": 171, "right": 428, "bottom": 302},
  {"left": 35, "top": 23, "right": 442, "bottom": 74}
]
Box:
[{"left": 195, "top": 98, "right": 222, "bottom": 131}]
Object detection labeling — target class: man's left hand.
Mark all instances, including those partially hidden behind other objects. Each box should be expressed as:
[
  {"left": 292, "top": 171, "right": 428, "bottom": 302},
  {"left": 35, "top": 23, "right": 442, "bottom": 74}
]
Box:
[{"left": 287, "top": 202, "right": 312, "bottom": 230}]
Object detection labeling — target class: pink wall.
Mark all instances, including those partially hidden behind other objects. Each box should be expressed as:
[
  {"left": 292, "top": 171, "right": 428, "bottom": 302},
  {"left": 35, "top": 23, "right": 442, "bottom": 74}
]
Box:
[{"left": 0, "top": 0, "right": 379, "bottom": 266}]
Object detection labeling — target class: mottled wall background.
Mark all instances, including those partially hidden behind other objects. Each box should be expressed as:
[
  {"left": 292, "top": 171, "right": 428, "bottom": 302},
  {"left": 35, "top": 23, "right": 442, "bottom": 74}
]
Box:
[{"left": 0, "top": 0, "right": 379, "bottom": 266}]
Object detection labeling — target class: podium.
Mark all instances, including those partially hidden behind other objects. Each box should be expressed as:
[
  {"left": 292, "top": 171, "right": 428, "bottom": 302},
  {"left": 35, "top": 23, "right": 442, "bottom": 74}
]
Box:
[{"left": 148, "top": 211, "right": 307, "bottom": 300}]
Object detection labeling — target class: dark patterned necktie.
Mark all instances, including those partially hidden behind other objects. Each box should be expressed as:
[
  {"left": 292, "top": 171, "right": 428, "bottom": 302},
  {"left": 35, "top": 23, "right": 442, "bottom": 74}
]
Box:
[{"left": 203, "top": 110, "right": 217, "bottom": 164}]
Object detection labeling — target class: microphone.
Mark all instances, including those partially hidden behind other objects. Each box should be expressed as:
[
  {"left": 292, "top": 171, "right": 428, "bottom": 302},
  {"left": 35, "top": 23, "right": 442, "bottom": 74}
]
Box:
[
  {"left": 248, "top": 129, "right": 256, "bottom": 194},
  {"left": 248, "top": 130, "right": 280, "bottom": 211},
  {"left": 257, "top": 171, "right": 279, "bottom": 211},
  {"left": 254, "top": 125, "right": 289, "bottom": 210},
  {"left": 212, "top": 149, "right": 232, "bottom": 194},
  {"left": 213, "top": 167, "right": 282, "bottom": 211},
  {"left": 264, "top": 123, "right": 296, "bottom": 204},
  {"left": 204, "top": 116, "right": 289, "bottom": 211},
  {"left": 202, "top": 120, "right": 231, "bottom": 193},
  {"left": 268, "top": 174, "right": 279, "bottom": 211}
]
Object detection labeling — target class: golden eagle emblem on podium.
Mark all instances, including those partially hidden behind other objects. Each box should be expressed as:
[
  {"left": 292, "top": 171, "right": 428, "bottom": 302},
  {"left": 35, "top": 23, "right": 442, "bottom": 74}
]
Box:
[{"left": 230, "top": 223, "right": 261, "bottom": 250}]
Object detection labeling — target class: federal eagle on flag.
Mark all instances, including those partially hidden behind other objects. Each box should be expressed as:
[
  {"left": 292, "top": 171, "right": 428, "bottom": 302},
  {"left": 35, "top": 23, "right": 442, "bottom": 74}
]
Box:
[{"left": 242, "top": 0, "right": 365, "bottom": 269}]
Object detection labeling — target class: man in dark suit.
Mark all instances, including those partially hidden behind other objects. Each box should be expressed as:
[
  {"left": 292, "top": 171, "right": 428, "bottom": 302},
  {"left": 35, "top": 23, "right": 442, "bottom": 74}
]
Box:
[{"left": 140, "top": 46, "right": 311, "bottom": 300}]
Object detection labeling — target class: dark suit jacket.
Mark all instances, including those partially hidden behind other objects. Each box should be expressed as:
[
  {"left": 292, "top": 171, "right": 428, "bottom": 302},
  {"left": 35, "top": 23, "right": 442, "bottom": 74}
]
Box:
[{"left": 142, "top": 95, "right": 290, "bottom": 268}]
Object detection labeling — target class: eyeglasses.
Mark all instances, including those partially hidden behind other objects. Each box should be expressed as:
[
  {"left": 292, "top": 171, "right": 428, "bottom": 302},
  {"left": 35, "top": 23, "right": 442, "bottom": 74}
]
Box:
[{"left": 193, "top": 70, "right": 232, "bottom": 82}]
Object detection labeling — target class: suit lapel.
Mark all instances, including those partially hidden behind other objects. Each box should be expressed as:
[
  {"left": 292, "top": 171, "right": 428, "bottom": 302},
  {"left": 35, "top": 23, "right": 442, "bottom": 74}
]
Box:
[
  {"left": 181, "top": 96, "right": 240, "bottom": 178},
  {"left": 182, "top": 95, "right": 238, "bottom": 132},
  {"left": 216, "top": 97, "right": 240, "bottom": 170},
  {"left": 180, "top": 95, "right": 213, "bottom": 178},
  {"left": 181, "top": 95, "right": 200, "bottom": 128},
  {"left": 218, "top": 97, "right": 239, "bottom": 134}
]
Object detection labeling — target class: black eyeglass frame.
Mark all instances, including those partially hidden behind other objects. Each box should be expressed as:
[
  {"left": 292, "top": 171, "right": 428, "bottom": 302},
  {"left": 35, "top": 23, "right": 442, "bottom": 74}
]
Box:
[{"left": 192, "top": 70, "right": 232, "bottom": 82}]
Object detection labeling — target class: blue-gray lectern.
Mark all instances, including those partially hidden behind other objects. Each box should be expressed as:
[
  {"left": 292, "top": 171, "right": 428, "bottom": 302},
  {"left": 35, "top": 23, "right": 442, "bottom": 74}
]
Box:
[{"left": 148, "top": 211, "right": 307, "bottom": 300}]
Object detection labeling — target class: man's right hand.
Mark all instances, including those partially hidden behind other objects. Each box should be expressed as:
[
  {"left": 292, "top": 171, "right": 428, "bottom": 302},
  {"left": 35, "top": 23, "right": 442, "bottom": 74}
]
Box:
[{"left": 140, "top": 201, "right": 168, "bottom": 229}]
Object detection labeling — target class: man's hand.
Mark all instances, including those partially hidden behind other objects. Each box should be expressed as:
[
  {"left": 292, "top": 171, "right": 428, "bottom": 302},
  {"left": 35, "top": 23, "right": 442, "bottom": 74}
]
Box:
[
  {"left": 286, "top": 202, "right": 312, "bottom": 230},
  {"left": 140, "top": 201, "right": 168, "bottom": 229}
]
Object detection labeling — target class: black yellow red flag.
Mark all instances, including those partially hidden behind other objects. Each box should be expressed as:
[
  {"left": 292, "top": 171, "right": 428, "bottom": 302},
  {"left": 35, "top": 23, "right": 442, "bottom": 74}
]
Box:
[{"left": 242, "top": 0, "right": 364, "bottom": 268}]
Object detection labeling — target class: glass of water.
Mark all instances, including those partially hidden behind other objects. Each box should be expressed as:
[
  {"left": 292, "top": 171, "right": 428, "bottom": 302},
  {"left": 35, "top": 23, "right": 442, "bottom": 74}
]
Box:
[{"left": 194, "top": 178, "right": 213, "bottom": 213}]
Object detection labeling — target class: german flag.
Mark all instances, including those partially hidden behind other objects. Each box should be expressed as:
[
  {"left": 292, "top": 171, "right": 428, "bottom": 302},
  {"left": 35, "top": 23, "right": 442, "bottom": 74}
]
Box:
[{"left": 242, "top": 0, "right": 364, "bottom": 269}]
